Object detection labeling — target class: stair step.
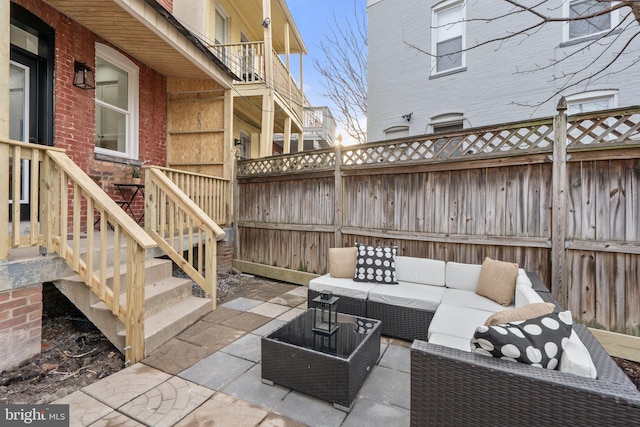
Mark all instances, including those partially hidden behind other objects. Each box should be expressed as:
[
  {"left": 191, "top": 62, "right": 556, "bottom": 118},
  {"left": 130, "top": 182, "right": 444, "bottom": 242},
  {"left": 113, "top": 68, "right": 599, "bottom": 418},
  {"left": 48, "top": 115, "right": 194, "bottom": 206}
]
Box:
[
  {"left": 118, "top": 296, "right": 213, "bottom": 356},
  {"left": 62, "top": 258, "right": 173, "bottom": 293}
]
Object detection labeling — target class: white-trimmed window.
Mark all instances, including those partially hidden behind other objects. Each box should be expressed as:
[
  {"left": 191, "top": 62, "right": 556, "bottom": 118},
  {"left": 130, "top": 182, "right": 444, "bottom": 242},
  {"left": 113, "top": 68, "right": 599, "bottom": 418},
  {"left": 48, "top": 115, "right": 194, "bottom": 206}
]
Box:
[
  {"left": 564, "top": 0, "right": 619, "bottom": 42},
  {"left": 566, "top": 90, "right": 618, "bottom": 115},
  {"left": 384, "top": 126, "right": 410, "bottom": 140},
  {"left": 95, "top": 43, "right": 139, "bottom": 159},
  {"left": 432, "top": 0, "right": 465, "bottom": 74}
]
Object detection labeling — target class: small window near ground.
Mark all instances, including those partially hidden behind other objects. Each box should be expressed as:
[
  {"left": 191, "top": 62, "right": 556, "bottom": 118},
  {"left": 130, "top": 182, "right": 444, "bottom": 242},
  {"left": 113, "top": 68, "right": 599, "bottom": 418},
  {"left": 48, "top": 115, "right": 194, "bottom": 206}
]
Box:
[
  {"left": 432, "top": 0, "right": 465, "bottom": 74},
  {"left": 566, "top": 90, "right": 617, "bottom": 115}
]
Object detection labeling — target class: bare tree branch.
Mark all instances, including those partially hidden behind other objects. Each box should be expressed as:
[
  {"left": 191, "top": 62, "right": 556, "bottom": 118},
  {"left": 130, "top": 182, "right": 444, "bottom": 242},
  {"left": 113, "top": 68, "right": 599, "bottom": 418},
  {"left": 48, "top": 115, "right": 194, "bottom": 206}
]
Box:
[
  {"left": 404, "top": 0, "right": 640, "bottom": 108},
  {"left": 313, "top": 0, "right": 367, "bottom": 144}
]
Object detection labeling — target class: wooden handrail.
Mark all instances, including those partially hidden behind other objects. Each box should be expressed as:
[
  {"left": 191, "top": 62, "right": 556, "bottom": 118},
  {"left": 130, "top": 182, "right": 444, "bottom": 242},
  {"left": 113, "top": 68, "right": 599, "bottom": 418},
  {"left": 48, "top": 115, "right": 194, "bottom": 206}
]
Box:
[
  {"left": 145, "top": 167, "right": 226, "bottom": 309},
  {"left": 150, "top": 166, "right": 230, "bottom": 226},
  {"left": 2, "top": 137, "right": 156, "bottom": 365}
]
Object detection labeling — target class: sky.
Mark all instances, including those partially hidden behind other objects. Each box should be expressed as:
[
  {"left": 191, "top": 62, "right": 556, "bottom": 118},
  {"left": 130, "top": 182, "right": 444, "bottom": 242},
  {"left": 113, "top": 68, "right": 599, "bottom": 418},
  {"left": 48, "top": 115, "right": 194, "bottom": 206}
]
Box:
[{"left": 286, "top": 0, "right": 366, "bottom": 144}]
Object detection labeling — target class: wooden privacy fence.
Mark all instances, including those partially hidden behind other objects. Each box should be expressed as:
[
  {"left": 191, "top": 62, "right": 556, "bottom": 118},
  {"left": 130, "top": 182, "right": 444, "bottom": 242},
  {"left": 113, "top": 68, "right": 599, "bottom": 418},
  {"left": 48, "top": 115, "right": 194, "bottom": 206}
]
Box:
[{"left": 236, "top": 102, "right": 640, "bottom": 336}]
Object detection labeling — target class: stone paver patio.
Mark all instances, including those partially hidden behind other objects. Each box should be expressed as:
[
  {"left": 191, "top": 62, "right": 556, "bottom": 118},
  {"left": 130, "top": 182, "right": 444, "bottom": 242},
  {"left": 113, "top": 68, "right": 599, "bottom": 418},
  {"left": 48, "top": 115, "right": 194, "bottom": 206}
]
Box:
[{"left": 54, "top": 282, "right": 411, "bottom": 426}]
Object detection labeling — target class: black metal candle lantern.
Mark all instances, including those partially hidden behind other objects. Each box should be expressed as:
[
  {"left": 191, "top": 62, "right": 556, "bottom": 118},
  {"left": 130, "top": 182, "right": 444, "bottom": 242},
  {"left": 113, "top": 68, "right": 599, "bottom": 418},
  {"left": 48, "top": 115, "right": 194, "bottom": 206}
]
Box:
[{"left": 312, "top": 291, "right": 339, "bottom": 336}]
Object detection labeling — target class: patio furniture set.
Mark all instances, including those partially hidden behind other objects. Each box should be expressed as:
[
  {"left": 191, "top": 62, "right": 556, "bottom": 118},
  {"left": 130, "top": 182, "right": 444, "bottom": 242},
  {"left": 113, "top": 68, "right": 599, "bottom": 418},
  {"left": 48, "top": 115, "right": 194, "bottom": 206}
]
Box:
[{"left": 290, "top": 244, "right": 640, "bottom": 425}]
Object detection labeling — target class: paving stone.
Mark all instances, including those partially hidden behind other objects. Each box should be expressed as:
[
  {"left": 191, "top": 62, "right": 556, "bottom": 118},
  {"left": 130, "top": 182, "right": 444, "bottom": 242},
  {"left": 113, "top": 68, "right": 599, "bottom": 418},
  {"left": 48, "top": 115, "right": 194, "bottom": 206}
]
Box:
[
  {"left": 284, "top": 286, "right": 309, "bottom": 297},
  {"left": 179, "top": 324, "right": 245, "bottom": 351},
  {"left": 381, "top": 336, "right": 412, "bottom": 348},
  {"left": 221, "top": 333, "right": 262, "bottom": 362},
  {"left": 142, "top": 338, "right": 217, "bottom": 375},
  {"left": 223, "top": 364, "right": 290, "bottom": 410},
  {"left": 222, "top": 312, "right": 272, "bottom": 332},
  {"left": 342, "top": 398, "right": 410, "bottom": 427},
  {"left": 52, "top": 390, "right": 113, "bottom": 426},
  {"left": 248, "top": 302, "right": 291, "bottom": 318},
  {"left": 175, "top": 320, "right": 215, "bottom": 341},
  {"left": 268, "top": 293, "right": 307, "bottom": 307},
  {"left": 82, "top": 363, "right": 171, "bottom": 408},
  {"left": 358, "top": 366, "right": 410, "bottom": 409},
  {"left": 175, "top": 392, "right": 269, "bottom": 427},
  {"left": 91, "top": 410, "right": 145, "bottom": 426},
  {"left": 259, "top": 412, "right": 306, "bottom": 427},
  {"left": 201, "top": 306, "right": 243, "bottom": 324},
  {"left": 378, "top": 344, "right": 410, "bottom": 373},
  {"left": 275, "top": 390, "right": 347, "bottom": 427},
  {"left": 296, "top": 301, "right": 308, "bottom": 310},
  {"left": 276, "top": 307, "right": 305, "bottom": 322},
  {"left": 251, "top": 319, "right": 286, "bottom": 337},
  {"left": 221, "top": 297, "right": 265, "bottom": 312},
  {"left": 244, "top": 283, "right": 298, "bottom": 301},
  {"left": 119, "top": 376, "right": 213, "bottom": 427},
  {"left": 179, "top": 351, "right": 255, "bottom": 390}
]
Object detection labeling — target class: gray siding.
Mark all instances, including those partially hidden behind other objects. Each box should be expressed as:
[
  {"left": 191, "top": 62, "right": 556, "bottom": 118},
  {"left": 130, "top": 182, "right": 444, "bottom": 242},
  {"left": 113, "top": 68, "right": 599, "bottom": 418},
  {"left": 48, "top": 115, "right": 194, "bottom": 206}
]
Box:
[{"left": 367, "top": 0, "right": 640, "bottom": 141}]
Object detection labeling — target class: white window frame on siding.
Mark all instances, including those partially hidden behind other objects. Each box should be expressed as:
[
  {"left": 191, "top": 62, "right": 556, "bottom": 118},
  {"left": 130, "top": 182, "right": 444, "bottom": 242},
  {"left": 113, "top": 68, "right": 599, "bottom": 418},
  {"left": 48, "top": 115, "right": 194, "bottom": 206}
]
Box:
[
  {"left": 431, "top": 0, "right": 466, "bottom": 75},
  {"left": 94, "top": 43, "right": 139, "bottom": 160},
  {"left": 563, "top": 0, "right": 620, "bottom": 42},
  {"left": 566, "top": 89, "right": 618, "bottom": 115}
]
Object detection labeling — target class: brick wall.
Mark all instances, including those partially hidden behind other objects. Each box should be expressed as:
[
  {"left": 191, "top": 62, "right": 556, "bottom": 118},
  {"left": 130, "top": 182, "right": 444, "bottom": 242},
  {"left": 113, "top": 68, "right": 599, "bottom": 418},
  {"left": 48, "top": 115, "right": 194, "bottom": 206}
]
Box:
[
  {"left": 0, "top": 285, "right": 43, "bottom": 372},
  {"left": 15, "top": 0, "right": 168, "bottom": 227}
]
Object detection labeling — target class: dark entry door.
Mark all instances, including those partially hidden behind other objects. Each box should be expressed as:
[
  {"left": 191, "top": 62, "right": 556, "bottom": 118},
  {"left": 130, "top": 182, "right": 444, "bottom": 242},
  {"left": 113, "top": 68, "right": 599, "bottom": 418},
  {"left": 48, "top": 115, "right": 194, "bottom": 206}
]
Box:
[{"left": 9, "top": 3, "right": 54, "bottom": 222}]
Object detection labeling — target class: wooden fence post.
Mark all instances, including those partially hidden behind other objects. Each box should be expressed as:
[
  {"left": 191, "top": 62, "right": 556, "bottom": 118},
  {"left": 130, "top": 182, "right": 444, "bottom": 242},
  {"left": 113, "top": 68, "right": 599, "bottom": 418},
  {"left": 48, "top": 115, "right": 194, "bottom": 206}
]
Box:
[
  {"left": 334, "top": 143, "right": 343, "bottom": 248},
  {"left": 552, "top": 97, "right": 568, "bottom": 307},
  {"left": 233, "top": 153, "right": 240, "bottom": 261}
]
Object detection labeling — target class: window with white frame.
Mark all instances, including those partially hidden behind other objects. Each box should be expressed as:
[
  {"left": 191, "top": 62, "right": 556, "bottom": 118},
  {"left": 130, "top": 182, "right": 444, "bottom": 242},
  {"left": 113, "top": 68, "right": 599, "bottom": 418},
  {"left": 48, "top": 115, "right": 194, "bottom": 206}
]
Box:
[
  {"left": 565, "top": 0, "right": 618, "bottom": 41},
  {"left": 95, "top": 43, "right": 139, "bottom": 159},
  {"left": 432, "top": 0, "right": 465, "bottom": 74},
  {"left": 566, "top": 90, "right": 618, "bottom": 115}
]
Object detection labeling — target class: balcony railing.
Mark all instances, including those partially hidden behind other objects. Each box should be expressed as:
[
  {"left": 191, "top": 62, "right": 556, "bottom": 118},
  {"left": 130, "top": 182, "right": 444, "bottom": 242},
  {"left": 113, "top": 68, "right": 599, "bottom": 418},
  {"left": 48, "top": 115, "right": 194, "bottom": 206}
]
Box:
[{"left": 214, "top": 41, "right": 304, "bottom": 122}]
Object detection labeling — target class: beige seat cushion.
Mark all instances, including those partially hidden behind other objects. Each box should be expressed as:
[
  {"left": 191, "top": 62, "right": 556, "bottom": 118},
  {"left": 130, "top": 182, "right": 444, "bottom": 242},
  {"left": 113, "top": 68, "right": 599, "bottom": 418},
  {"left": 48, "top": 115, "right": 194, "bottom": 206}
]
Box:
[
  {"left": 475, "top": 257, "right": 519, "bottom": 306},
  {"left": 484, "top": 302, "right": 556, "bottom": 326},
  {"left": 329, "top": 247, "right": 357, "bottom": 278}
]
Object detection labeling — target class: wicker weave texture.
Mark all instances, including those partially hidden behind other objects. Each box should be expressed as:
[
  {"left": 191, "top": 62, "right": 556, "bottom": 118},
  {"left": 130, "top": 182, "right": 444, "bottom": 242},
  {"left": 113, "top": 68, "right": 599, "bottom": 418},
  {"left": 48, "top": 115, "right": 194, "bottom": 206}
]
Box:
[
  {"left": 410, "top": 291, "right": 640, "bottom": 426},
  {"left": 308, "top": 289, "right": 368, "bottom": 317},
  {"left": 367, "top": 300, "right": 433, "bottom": 341},
  {"left": 262, "top": 310, "right": 381, "bottom": 408}
]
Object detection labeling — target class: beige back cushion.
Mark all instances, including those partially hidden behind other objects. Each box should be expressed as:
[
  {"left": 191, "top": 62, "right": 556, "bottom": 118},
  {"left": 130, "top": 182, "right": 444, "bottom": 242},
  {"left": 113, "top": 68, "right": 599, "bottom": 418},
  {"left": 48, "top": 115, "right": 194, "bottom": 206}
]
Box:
[
  {"left": 475, "top": 257, "right": 519, "bottom": 306},
  {"left": 329, "top": 247, "right": 357, "bottom": 278},
  {"left": 484, "top": 302, "right": 556, "bottom": 326}
]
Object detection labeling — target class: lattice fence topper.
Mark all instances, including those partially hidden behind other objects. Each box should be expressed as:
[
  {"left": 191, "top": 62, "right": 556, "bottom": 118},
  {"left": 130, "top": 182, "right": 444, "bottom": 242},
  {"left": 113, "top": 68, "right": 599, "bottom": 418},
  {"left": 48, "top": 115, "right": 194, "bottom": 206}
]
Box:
[
  {"left": 237, "top": 149, "right": 335, "bottom": 176},
  {"left": 238, "top": 106, "right": 640, "bottom": 177},
  {"left": 567, "top": 108, "right": 640, "bottom": 148}
]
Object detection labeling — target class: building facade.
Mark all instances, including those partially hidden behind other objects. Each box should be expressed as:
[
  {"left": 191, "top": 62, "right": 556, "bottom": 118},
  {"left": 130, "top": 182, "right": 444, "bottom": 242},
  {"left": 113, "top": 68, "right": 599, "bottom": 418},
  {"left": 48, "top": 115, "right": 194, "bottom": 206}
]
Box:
[
  {"left": 366, "top": 0, "right": 640, "bottom": 141},
  {"left": 174, "top": 0, "right": 308, "bottom": 158},
  {"left": 2, "top": 0, "right": 235, "bottom": 371}
]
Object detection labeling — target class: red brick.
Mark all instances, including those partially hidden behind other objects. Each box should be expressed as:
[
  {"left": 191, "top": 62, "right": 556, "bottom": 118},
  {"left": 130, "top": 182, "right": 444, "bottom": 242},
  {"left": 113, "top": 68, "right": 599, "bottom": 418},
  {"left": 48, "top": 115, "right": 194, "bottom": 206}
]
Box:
[
  {"left": 29, "top": 292, "right": 43, "bottom": 303},
  {"left": 28, "top": 309, "right": 43, "bottom": 322},
  {"left": 0, "top": 291, "right": 9, "bottom": 303},
  {"left": 0, "top": 298, "right": 27, "bottom": 313},
  {"left": 30, "top": 328, "right": 42, "bottom": 339},
  {"left": 11, "top": 286, "right": 40, "bottom": 299},
  {"left": 0, "top": 314, "right": 28, "bottom": 330},
  {"left": 13, "top": 302, "right": 42, "bottom": 318}
]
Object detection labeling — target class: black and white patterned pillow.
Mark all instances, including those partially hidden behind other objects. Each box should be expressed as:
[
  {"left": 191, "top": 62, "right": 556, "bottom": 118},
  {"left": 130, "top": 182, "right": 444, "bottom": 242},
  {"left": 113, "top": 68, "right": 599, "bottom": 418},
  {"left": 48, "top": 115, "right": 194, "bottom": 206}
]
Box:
[
  {"left": 353, "top": 243, "right": 398, "bottom": 284},
  {"left": 355, "top": 317, "right": 376, "bottom": 334},
  {"left": 471, "top": 311, "right": 573, "bottom": 370}
]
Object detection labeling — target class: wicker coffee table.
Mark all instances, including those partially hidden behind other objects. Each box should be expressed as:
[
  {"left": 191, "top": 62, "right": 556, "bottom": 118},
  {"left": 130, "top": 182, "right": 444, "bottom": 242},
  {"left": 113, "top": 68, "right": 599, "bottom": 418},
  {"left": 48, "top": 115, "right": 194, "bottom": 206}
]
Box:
[{"left": 261, "top": 309, "right": 381, "bottom": 411}]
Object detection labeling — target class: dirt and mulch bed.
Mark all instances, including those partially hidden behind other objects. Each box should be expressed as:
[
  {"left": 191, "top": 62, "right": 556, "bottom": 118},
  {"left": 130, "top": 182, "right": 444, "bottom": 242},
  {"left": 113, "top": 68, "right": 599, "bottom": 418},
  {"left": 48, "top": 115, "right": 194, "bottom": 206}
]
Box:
[{"left": 1, "top": 272, "right": 640, "bottom": 405}]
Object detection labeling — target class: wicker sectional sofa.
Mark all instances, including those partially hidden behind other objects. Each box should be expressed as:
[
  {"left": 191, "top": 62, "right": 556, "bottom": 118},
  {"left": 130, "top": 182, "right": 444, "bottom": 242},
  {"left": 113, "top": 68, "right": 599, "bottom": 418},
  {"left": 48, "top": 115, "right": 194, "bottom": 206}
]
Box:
[{"left": 309, "top": 255, "right": 640, "bottom": 425}]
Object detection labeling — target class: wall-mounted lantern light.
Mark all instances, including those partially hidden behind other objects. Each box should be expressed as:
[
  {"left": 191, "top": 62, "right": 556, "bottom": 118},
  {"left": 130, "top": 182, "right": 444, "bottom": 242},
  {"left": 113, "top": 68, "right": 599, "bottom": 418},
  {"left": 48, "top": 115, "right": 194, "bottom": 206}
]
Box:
[
  {"left": 73, "top": 61, "right": 95, "bottom": 90},
  {"left": 261, "top": 17, "right": 271, "bottom": 28}
]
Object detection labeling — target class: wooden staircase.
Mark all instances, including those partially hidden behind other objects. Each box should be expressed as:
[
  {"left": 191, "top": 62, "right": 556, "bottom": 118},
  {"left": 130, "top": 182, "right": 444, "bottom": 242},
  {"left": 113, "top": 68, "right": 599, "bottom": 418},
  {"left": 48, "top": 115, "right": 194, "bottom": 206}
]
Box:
[{"left": 55, "top": 256, "right": 212, "bottom": 359}]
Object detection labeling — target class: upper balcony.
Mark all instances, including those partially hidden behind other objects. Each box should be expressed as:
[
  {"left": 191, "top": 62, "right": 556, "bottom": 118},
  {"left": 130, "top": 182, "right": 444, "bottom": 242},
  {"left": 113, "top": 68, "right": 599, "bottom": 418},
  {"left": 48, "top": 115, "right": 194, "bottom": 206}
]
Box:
[{"left": 213, "top": 41, "right": 304, "bottom": 124}]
